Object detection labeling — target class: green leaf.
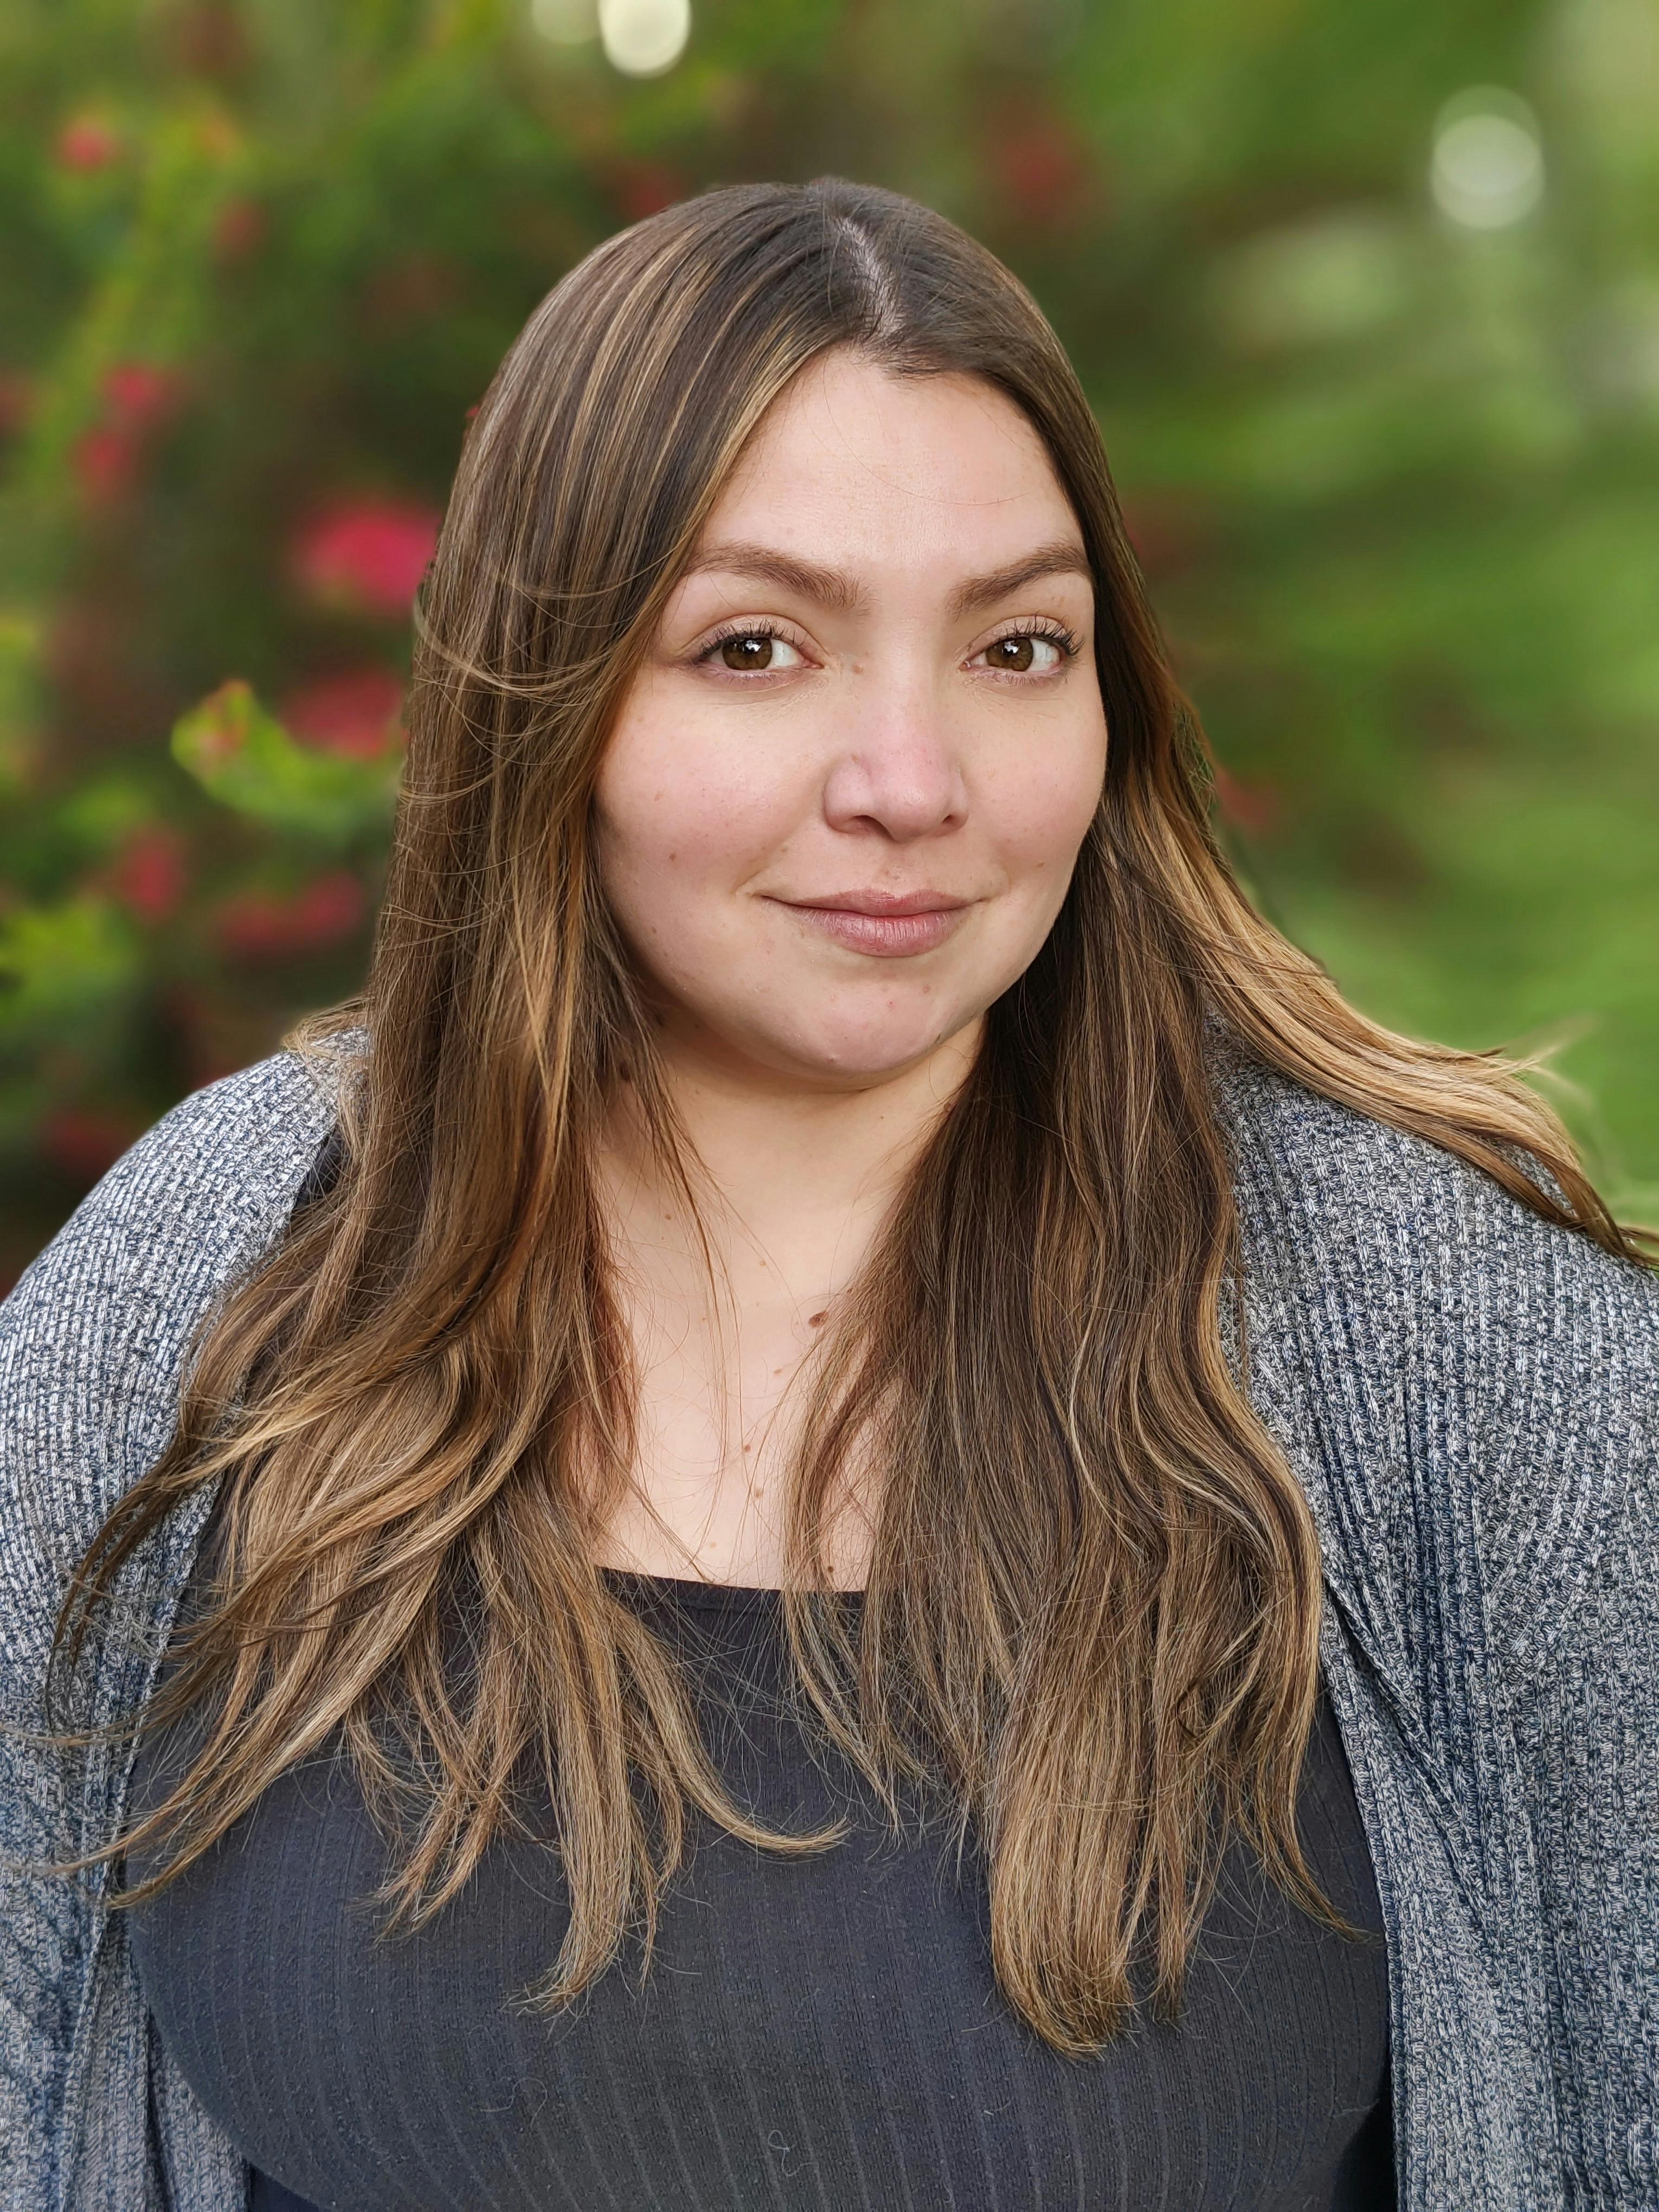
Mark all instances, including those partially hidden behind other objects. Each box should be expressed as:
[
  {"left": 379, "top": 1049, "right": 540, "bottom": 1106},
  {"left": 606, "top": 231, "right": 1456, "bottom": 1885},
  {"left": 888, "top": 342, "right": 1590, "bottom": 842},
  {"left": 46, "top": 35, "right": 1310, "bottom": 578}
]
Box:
[
  {"left": 56, "top": 769, "right": 161, "bottom": 855},
  {"left": 0, "top": 895, "right": 139, "bottom": 1037},
  {"left": 0, "top": 611, "right": 43, "bottom": 795},
  {"left": 170, "top": 679, "right": 402, "bottom": 844}
]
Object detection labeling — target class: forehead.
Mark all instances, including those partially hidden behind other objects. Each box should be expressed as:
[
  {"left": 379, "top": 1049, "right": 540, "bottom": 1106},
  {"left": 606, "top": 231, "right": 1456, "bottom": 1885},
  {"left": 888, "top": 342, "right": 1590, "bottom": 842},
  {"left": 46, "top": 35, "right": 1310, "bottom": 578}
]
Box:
[{"left": 699, "top": 352, "right": 1082, "bottom": 571}]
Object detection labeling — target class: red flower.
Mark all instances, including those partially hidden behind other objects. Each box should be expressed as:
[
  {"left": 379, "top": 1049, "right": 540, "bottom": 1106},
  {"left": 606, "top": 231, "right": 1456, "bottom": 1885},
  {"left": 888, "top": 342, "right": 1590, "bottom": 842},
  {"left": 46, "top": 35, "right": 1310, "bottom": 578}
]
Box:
[
  {"left": 986, "top": 105, "right": 1096, "bottom": 229},
  {"left": 111, "top": 826, "right": 189, "bottom": 923},
  {"left": 55, "top": 113, "right": 123, "bottom": 171},
  {"left": 215, "top": 871, "right": 367, "bottom": 960},
  {"left": 72, "top": 364, "right": 187, "bottom": 512},
  {"left": 73, "top": 425, "right": 139, "bottom": 508},
  {"left": 291, "top": 500, "right": 441, "bottom": 620},
  {"left": 41, "top": 1108, "right": 143, "bottom": 1184},
  {"left": 280, "top": 667, "right": 406, "bottom": 758},
  {"left": 103, "top": 362, "right": 184, "bottom": 430}
]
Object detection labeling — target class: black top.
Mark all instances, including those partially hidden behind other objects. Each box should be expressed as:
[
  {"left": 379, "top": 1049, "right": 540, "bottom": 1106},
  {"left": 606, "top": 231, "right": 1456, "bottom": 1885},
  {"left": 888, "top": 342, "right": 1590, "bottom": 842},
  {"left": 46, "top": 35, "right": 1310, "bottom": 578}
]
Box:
[{"left": 122, "top": 1486, "right": 1394, "bottom": 2212}]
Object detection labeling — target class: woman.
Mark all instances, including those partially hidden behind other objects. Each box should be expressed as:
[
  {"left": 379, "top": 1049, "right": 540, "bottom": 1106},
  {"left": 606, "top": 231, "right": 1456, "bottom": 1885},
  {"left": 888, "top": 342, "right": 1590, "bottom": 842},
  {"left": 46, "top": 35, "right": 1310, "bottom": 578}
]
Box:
[{"left": 2, "top": 177, "right": 1654, "bottom": 2212}]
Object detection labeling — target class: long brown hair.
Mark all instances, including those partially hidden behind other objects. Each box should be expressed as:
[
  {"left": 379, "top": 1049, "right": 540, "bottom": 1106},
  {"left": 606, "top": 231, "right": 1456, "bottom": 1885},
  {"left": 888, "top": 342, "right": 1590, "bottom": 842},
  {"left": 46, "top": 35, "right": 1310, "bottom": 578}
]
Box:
[{"left": 53, "top": 177, "right": 1651, "bottom": 2058}]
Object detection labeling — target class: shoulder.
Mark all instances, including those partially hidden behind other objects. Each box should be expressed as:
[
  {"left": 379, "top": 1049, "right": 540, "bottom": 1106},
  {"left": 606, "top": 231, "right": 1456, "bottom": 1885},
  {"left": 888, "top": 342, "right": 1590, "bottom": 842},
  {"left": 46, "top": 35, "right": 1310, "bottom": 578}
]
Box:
[
  {"left": 0, "top": 1039, "right": 356, "bottom": 1633},
  {"left": 1208, "top": 1042, "right": 1658, "bottom": 1668},
  {"left": 2, "top": 1035, "right": 354, "bottom": 1348},
  {"left": 1207, "top": 1040, "right": 1658, "bottom": 1384}
]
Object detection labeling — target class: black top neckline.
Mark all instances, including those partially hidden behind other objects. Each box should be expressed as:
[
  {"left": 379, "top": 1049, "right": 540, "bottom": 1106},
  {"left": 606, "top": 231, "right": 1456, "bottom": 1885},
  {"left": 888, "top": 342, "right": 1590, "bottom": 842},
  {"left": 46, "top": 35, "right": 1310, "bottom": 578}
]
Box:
[{"left": 597, "top": 1565, "right": 866, "bottom": 1614}]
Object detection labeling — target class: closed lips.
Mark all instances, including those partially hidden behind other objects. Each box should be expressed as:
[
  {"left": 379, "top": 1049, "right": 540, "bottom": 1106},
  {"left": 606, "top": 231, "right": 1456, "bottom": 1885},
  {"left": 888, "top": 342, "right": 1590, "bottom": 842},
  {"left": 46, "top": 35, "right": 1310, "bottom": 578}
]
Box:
[{"left": 773, "top": 892, "right": 974, "bottom": 956}]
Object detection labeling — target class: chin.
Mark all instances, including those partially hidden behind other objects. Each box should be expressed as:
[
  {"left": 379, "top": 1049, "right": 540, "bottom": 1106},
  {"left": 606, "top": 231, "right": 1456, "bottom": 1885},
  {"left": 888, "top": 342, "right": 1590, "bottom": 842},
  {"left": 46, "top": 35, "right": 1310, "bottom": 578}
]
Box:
[{"left": 757, "top": 1009, "right": 978, "bottom": 1086}]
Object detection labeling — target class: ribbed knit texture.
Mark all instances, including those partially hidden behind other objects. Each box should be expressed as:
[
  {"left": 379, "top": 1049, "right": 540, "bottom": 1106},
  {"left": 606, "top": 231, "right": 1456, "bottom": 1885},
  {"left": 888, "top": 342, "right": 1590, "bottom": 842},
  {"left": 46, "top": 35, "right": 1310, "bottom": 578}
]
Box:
[
  {"left": 2, "top": 1033, "right": 1655, "bottom": 2210},
  {"left": 120, "top": 1517, "right": 1391, "bottom": 2211}
]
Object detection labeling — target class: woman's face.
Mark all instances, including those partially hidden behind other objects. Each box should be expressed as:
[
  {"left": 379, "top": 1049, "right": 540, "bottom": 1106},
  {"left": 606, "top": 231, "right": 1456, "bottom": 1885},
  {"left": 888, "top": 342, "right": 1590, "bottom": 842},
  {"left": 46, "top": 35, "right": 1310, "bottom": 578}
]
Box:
[{"left": 593, "top": 349, "right": 1108, "bottom": 1092}]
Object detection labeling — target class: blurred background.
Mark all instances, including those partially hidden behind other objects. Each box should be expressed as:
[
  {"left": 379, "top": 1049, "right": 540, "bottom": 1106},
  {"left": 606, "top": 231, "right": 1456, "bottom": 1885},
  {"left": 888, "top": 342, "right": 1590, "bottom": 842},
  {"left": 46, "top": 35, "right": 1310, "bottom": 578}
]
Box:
[{"left": 3, "top": 0, "right": 1656, "bottom": 1287}]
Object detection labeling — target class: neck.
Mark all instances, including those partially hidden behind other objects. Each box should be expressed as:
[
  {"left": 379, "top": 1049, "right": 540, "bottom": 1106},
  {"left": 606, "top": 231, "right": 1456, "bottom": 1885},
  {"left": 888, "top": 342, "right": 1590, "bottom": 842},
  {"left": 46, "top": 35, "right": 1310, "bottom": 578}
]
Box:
[{"left": 603, "top": 1019, "right": 982, "bottom": 1304}]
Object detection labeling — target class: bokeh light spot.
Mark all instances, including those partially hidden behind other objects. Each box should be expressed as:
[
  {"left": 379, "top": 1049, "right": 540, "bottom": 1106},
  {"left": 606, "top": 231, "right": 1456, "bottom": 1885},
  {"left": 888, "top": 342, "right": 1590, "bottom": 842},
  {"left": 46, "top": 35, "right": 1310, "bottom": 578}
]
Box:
[
  {"left": 1431, "top": 88, "right": 1544, "bottom": 229},
  {"left": 598, "top": 0, "right": 690, "bottom": 76}
]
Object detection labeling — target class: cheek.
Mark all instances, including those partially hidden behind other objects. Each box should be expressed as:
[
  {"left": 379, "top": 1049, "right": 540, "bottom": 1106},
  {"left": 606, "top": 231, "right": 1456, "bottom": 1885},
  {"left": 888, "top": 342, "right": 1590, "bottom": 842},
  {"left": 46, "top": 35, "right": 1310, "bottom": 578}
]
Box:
[
  {"left": 979, "top": 731, "right": 1105, "bottom": 890},
  {"left": 593, "top": 706, "right": 805, "bottom": 930}
]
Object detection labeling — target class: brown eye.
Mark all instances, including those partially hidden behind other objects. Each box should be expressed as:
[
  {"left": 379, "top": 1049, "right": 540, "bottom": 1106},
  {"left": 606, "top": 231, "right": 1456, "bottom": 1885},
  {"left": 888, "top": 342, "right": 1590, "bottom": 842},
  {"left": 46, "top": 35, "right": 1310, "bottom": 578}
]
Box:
[
  {"left": 976, "top": 629, "right": 1071, "bottom": 676},
  {"left": 699, "top": 628, "right": 805, "bottom": 675}
]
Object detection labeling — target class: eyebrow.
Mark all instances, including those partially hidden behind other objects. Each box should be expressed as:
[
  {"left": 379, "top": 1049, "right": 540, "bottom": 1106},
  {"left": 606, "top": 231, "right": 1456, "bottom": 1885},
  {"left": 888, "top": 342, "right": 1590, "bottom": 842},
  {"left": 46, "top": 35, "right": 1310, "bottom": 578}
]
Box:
[{"left": 677, "top": 537, "right": 1095, "bottom": 622}]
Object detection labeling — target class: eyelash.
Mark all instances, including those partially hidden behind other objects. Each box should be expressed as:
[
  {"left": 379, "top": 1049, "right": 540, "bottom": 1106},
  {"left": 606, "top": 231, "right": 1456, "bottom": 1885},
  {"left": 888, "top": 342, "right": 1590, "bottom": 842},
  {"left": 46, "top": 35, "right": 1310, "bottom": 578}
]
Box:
[
  {"left": 982, "top": 615, "right": 1084, "bottom": 664},
  {"left": 692, "top": 616, "right": 1083, "bottom": 677},
  {"left": 690, "top": 615, "right": 814, "bottom": 664}
]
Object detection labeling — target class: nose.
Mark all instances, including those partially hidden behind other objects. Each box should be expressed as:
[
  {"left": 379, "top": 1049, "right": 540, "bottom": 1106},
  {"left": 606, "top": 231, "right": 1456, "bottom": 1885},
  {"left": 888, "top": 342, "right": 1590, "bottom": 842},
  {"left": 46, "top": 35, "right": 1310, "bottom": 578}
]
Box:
[{"left": 819, "top": 671, "right": 969, "bottom": 842}]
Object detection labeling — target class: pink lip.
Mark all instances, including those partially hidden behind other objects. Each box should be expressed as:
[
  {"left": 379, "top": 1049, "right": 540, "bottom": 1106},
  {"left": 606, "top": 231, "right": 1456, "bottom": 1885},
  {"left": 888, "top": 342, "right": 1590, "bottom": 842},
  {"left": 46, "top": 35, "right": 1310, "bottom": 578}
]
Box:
[{"left": 768, "top": 889, "right": 974, "bottom": 959}]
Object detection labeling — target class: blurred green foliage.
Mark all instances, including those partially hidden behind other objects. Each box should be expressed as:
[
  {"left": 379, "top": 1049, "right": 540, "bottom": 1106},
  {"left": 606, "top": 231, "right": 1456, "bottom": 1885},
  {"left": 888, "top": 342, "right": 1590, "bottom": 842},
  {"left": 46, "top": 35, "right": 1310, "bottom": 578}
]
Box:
[{"left": 2, "top": 0, "right": 1656, "bottom": 1282}]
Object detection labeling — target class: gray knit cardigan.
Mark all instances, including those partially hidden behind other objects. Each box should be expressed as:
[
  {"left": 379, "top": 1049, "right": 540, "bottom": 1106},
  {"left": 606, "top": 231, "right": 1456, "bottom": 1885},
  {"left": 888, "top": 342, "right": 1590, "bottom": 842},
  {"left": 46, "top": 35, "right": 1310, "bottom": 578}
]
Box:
[{"left": 1, "top": 1037, "right": 1655, "bottom": 2211}]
